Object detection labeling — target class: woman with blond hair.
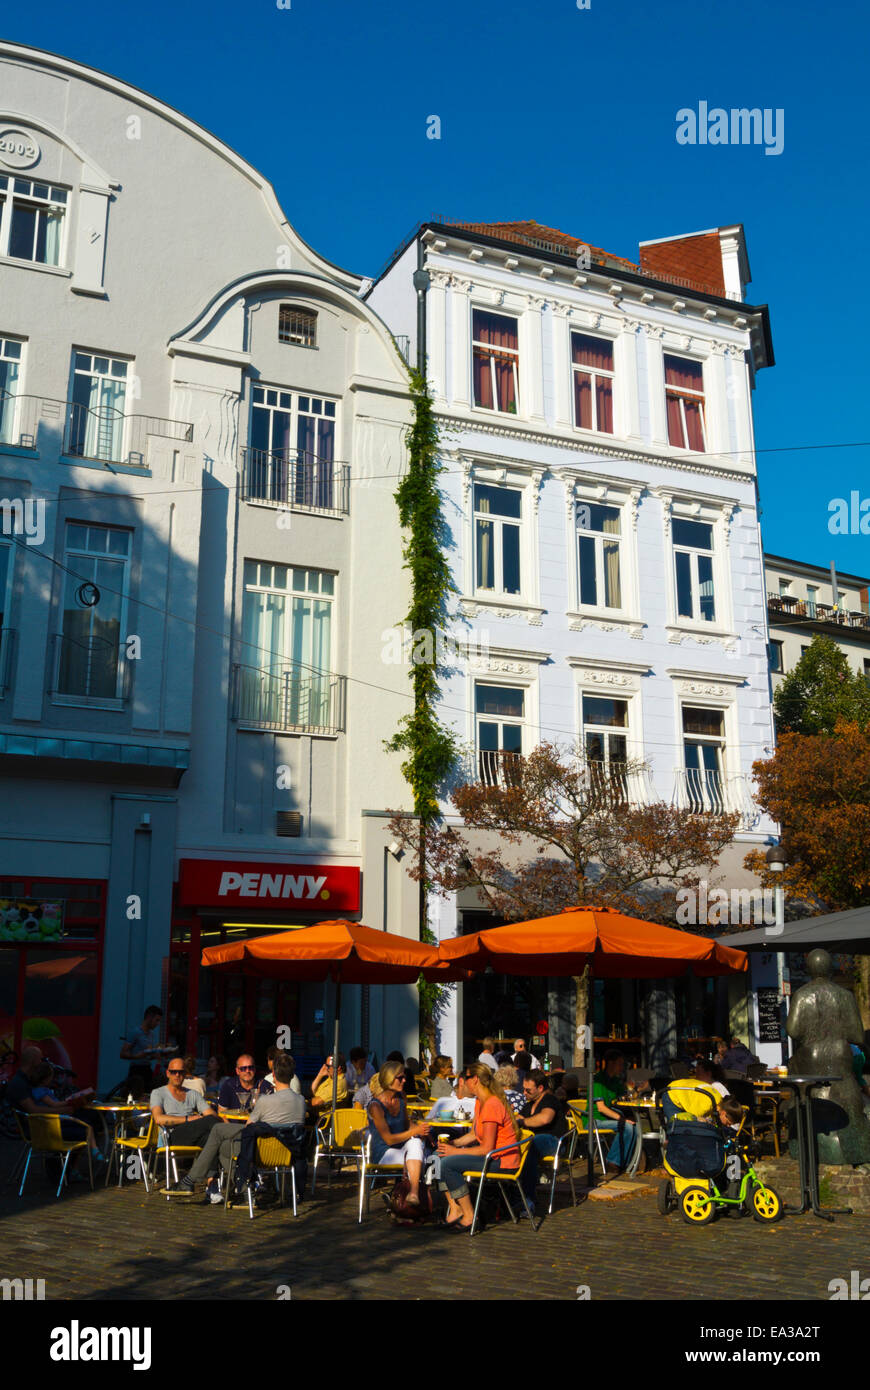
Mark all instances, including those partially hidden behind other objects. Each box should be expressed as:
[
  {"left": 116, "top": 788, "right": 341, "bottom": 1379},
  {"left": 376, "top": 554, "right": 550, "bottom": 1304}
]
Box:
[
  {"left": 493, "top": 1063, "right": 524, "bottom": 1114},
  {"left": 436, "top": 1062, "right": 521, "bottom": 1230},
  {"left": 366, "top": 1060, "right": 430, "bottom": 1205}
]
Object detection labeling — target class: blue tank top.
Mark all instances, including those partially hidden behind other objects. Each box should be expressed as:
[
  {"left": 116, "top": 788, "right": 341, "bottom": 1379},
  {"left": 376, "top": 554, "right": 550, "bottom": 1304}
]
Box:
[{"left": 367, "top": 1097, "right": 407, "bottom": 1163}]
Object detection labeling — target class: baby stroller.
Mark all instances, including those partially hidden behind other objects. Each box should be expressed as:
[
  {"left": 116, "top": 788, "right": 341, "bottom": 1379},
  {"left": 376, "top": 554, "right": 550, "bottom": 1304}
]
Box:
[{"left": 656, "top": 1079, "right": 783, "bottom": 1225}]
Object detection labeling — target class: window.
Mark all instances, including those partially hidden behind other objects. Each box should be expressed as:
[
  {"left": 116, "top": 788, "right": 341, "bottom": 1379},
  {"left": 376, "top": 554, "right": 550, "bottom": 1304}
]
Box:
[
  {"left": 673, "top": 518, "right": 716, "bottom": 623},
  {"left": 249, "top": 386, "right": 337, "bottom": 508},
  {"left": 682, "top": 706, "right": 725, "bottom": 812},
  {"left": 778, "top": 578, "right": 791, "bottom": 597},
  {"left": 0, "top": 176, "right": 67, "bottom": 267},
  {"left": 578, "top": 502, "right": 622, "bottom": 609},
  {"left": 472, "top": 310, "right": 519, "bottom": 413},
  {"left": 278, "top": 306, "right": 317, "bottom": 348},
  {"left": 240, "top": 562, "right": 335, "bottom": 728},
  {"left": 806, "top": 584, "right": 818, "bottom": 619},
  {"left": 475, "top": 683, "right": 524, "bottom": 786},
  {"left": 57, "top": 524, "right": 131, "bottom": 700},
  {"left": 67, "top": 353, "right": 129, "bottom": 463},
  {"left": 571, "top": 333, "right": 614, "bottom": 433},
  {"left": 664, "top": 355, "right": 706, "bottom": 451},
  {"left": 474, "top": 484, "right": 521, "bottom": 596},
  {"left": 582, "top": 694, "right": 629, "bottom": 797},
  {"left": 769, "top": 641, "right": 784, "bottom": 674},
  {"left": 0, "top": 337, "right": 22, "bottom": 445}
]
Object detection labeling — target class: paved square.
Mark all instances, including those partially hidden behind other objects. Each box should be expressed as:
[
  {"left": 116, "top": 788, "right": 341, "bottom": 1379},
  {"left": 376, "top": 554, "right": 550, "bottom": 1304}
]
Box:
[{"left": 2, "top": 1143, "right": 868, "bottom": 1302}]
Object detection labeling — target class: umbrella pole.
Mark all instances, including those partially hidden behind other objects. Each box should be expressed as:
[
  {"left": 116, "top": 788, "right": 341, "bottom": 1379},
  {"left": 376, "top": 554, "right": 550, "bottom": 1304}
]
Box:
[
  {"left": 587, "top": 1038, "right": 596, "bottom": 1190},
  {"left": 329, "top": 977, "right": 341, "bottom": 1149}
]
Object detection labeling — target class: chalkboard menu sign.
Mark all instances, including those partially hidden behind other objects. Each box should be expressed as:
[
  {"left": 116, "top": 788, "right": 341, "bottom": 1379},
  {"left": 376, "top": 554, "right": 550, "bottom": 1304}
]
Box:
[{"left": 756, "top": 987, "right": 781, "bottom": 1043}]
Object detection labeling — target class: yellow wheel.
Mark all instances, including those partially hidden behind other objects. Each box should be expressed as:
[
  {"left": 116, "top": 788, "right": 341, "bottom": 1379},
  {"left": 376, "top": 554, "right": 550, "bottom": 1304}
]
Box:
[
  {"left": 751, "top": 1184, "right": 783, "bottom": 1223},
  {"left": 680, "top": 1184, "right": 716, "bottom": 1225}
]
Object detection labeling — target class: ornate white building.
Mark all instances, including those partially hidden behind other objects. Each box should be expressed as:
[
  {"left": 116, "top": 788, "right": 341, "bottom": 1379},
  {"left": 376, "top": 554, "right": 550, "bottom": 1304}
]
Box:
[{"left": 369, "top": 219, "right": 778, "bottom": 1063}]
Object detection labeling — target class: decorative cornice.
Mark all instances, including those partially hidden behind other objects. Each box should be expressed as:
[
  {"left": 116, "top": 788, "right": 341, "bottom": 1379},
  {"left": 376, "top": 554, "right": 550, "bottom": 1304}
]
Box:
[
  {"left": 567, "top": 612, "right": 645, "bottom": 638},
  {"left": 666, "top": 666, "right": 748, "bottom": 687},
  {"left": 459, "top": 597, "right": 545, "bottom": 626},
  {"left": 665, "top": 625, "right": 740, "bottom": 651},
  {"left": 567, "top": 655, "right": 651, "bottom": 675},
  {"left": 434, "top": 411, "right": 755, "bottom": 484}
]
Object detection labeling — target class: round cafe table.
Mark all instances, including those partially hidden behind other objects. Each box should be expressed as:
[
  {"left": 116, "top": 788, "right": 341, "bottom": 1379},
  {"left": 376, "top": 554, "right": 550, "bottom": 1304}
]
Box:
[
  {"left": 89, "top": 1103, "right": 151, "bottom": 1185},
  {"left": 777, "top": 1075, "right": 851, "bottom": 1221}
]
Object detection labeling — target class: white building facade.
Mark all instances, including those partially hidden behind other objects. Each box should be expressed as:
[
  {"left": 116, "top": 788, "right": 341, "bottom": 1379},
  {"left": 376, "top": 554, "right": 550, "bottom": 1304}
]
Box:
[
  {"left": 0, "top": 42, "right": 418, "bottom": 1092},
  {"left": 369, "top": 219, "right": 778, "bottom": 1066}
]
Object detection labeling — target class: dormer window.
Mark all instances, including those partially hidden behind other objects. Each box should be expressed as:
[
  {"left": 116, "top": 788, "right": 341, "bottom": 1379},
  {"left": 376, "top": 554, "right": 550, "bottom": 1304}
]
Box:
[
  {"left": 278, "top": 305, "right": 317, "bottom": 348},
  {"left": 0, "top": 176, "right": 67, "bottom": 267}
]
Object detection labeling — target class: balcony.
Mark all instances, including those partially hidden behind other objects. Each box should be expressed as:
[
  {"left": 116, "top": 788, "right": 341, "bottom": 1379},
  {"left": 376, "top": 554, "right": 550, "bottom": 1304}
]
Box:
[
  {"left": 767, "top": 591, "right": 870, "bottom": 636},
  {"left": 231, "top": 661, "right": 346, "bottom": 734},
  {"left": 0, "top": 390, "right": 193, "bottom": 466},
  {"left": 49, "top": 632, "right": 132, "bottom": 707},
  {"left": 477, "top": 748, "right": 524, "bottom": 788},
  {"left": 239, "top": 447, "right": 350, "bottom": 515},
  {"left": 672, "top": 768, "right": 759, "bottom": 832}
]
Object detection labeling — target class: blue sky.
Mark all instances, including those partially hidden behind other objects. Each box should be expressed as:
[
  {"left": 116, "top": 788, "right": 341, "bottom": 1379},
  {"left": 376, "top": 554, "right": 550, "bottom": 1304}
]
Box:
[{"left": 7, "top": 0, "right": 870, "bottom": 577}]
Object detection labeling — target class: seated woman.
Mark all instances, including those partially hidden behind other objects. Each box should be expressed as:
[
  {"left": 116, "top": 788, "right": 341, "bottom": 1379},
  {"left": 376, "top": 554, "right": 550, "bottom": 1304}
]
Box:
[
  {"left": 493, "top": 1064, "right": 524, "bottom": 1115},
  {"left": 436, "top": 1063, "right": 521, "bottom": 1231},
  {"left": 429, "top": 1056, "right": 454, "bottom": 1099},
  {"left": 366, "top": 1061, "right": 430, "bottom": 1205}
]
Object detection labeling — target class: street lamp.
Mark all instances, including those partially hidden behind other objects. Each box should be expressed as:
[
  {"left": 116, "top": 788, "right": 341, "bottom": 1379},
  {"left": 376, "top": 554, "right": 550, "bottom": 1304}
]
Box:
[{"left": 765, "top": 842, "right": 789, "bottom": 1065}]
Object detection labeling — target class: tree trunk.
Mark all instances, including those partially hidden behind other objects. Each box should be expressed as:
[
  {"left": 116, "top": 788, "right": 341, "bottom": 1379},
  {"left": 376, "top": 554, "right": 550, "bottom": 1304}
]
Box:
[
  {"left": 854, "top": 955, "right": 870, "bottom": 1032},
  {"left": 573, "top": 968, "right": 590, "bottom": 1067}
]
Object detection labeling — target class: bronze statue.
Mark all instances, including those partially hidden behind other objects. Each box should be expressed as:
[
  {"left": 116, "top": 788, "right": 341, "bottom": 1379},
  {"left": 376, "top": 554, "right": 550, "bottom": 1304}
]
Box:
[{"left": 786, "top": 948, "right": 870, "bottom": 1165}]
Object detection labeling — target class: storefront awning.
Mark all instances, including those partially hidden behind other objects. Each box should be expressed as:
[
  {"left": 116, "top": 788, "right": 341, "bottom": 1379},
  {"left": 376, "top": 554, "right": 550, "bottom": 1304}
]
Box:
[
  {"left": 0, "top": 733, "right": 189, "bottom": 787},
  {"left": 715, "top": 908, "right": 870, "bottom": 954}
]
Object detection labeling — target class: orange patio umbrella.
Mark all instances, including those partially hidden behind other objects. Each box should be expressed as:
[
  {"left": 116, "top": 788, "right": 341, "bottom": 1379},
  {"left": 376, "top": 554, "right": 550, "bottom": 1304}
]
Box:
[
  {"left": 438, "top": 905, "right": 748, "bottom": 1185},
  {"left": 202, "top": 920, "right": 459, "bottom": 1135}
]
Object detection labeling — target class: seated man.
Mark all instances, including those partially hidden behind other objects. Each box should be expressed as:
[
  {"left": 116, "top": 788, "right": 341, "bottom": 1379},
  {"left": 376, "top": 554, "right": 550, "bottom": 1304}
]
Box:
[
  {"left": 151, "top": 1057, "right": 220, "bottom": 1155},
  {"left": 512, "top": 1039, "right": 541, "bottom": 1071},
  {"left": 166, "top": 1052, "right": 306, "bottom": 1201},
  {"left": 8, "top": 1046, "right": 104, "bottom": 1179},
  {"left": 346, "top": 1046, "right": 375, "bottom": 1100},
  {"left": 519, "top": 1072, "right": 569, "bottom": 1206},
  {"left": 218, "top": 1054, "right": 273, "bottom": 1113},
  {"left": 592, "top": 1049, "right": 638, "bottom": 1173},
  {"left": 720, "top": 1035, "right": 759, "bottom": 1075},
  {"left": 309, "top": 1055, "right": 348, "bottom": 1113}
]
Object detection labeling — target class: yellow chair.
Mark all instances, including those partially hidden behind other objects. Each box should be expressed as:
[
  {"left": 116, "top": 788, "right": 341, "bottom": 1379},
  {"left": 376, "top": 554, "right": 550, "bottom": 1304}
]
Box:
[
  {"left": 538, "top": 1123, "right": 585, "bottom": 1215},
  {"left": 226, "top": 1135, "right": 302, "bottom": 1218},
  {"left": 462, "top": 1129, "right": 536, "bottom": 1235},
  {"left": 568, "top": 1101, "right": 617, "bottom": 1172},
  {"left": 159, "top": 1125, "right": 210, "bottom": 1192},
  {"left": 106, "top": 1112, "right": 158, "bottom": 1192},
  {"left": 357, "top": 1131, "right": 408, "bottom": 1222},
  {"left": 18, "top": 1112, "right": 93, "bottom": 1198},
  {"left": 311, "top": 1108, "right": 367, "bottom": 1195}
]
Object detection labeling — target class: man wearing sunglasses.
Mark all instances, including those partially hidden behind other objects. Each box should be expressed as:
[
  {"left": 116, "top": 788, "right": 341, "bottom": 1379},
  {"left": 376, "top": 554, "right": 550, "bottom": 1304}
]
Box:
[
  {"left": 218, "top": 1055, "right": 272, "bottom": 1114},
  {"left": 150, "top": 1058, "right": 220, "bottom": 1152}
]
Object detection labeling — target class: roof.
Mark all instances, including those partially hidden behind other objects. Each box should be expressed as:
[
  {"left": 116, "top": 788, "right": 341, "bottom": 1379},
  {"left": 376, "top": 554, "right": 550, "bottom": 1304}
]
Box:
[
  {"left": 764, "top": 553, "right": 870, "bottom": 588},
  {"left": 715, "top": 907, "right": 870, "bottom": 953}
]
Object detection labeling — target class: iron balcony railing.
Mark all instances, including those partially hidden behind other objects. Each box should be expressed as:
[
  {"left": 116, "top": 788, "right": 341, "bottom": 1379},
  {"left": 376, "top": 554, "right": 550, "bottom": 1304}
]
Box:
[
  {"left": 767, "top": 591, "right": 870, "bottom": 632},
  {"left": 672, "top": 768, "right": 760, "bottom": 832},
  {"left": 584, "top": 760, "right": 657, "bottom": 808},
  {"left": 239, "top": 447, "right": 350, "bottom": 515},
  {"left": 231, "top": 661, "right": 346, "bottom": 734},
  {"left": 49, "top": 632, "right": 132, "bottom": 704},
  {"left": 0, "top": 390, "right": 193, "bottom": 466},
  {"left": 0, "top": 628, "right": 15, "bottom": 698},
  {"left": 477, "top": 748, "right": 524, "bottom": 789}
]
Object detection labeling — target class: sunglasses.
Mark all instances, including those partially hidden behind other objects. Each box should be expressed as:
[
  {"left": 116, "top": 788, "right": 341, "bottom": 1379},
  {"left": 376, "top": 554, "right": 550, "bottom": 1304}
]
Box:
[
  {"left": 168, "top": 1069, "right": 184, "bottom": 1076},
  {"left": 238, "top": 1065, "right": 255, "bottom": 1072}
]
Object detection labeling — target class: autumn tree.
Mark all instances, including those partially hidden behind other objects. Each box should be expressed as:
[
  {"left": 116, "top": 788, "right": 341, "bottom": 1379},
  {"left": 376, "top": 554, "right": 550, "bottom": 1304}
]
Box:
[
  {"left": 389, "top": 742, "right": 739, "bottom": 1064},
  {"left": 774, "top": 634, "right": 870, "bottom": 735},
  {"left": 745, "top": 718, "right": 870, "bottom": 1025}
]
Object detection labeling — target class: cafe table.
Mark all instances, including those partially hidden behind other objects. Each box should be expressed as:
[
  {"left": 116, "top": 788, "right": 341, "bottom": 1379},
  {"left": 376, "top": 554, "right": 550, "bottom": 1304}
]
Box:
[
  {"left": 614, "top": 1098, "right": 663, "bottom": 1176},
  {"left": 89, "top": 1103, "right": 151, "bottom": 1185}
]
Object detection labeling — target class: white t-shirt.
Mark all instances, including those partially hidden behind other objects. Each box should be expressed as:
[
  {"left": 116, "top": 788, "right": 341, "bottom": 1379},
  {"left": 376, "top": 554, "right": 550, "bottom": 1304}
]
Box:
[
  {"left": 514, "top": 1052, "right": 542, "bottom": 1070},
  {"left": 265, "top": 1071, "right": 302, "bottom": 1095},
  {"left": 478, "top": 1051, "right": 498, "bottom": 1069}
]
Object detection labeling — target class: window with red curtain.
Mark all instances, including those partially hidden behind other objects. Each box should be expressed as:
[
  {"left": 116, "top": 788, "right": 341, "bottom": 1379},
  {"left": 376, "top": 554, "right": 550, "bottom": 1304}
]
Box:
[
  {"left": 472, "top": 310, "right": 519, "bottom": 413},
  {"left": 664, "top": 355, "right": 706, "bottom": 451},
  {"left": 572, "top": 333, "right": 614, "bottom": 433}
]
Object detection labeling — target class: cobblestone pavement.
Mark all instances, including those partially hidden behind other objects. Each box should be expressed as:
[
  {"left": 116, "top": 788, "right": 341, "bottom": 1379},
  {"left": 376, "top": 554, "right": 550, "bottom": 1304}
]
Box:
[{"left": 2, "top": 1145, "right": 868, "bottom": 1301}]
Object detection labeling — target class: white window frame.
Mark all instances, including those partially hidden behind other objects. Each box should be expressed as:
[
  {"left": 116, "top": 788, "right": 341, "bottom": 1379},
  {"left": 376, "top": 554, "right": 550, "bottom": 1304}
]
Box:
[
  {"left": 460, "top": 461, "right": 543, "bottom": 618},
  {"left": 664, "top": 353, "right": 708, "bottom": 452},
  {"left": 474, "top": 679, "right": 527, "bottom": 787},
  {"left": 0, "top": 175, "right": 68, "bottom": 267},
  {"left": 570, "top": 331, "right": 615, "bottom": 435},
  {"left": 576, "top": 500, "right": 623, "bottom": 612},
  {"left": 278, "top": 305, "right": 318, "bottom": 348},
  {"left": 67, "top": 350, "right": 131, "bottom": 463},
  {"left": 0, "top": 335, "right": 25, "bottom": 447},
  {"left": 657, "top": 491, "right": 736, "bottom": 641},
  {"left": 473, "top": 480, "right": 524, "bottom": 600},
  {"left": 54, "top": 521, "right": 132, "bottom": 708},
  {"left": 563, "top": 475, "right": 641, "bottom": 633},
  {"left": 471, "top": 307, "right": 520, "bottom": 416},
  {"left": 673, "top": 517, "right": 717, "bottom": 624},
  {"left": 679, "top": 701, "right": 728, "bottom": 811},
  {"left": 805, "top": 584, "right": 818, "bottom": 618}
]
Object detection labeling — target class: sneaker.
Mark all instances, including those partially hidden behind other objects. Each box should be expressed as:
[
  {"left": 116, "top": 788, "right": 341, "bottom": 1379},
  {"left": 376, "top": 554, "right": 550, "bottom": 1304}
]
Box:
[{"left": 201, "top": 1179, "right": 223, "bottom": 1206}]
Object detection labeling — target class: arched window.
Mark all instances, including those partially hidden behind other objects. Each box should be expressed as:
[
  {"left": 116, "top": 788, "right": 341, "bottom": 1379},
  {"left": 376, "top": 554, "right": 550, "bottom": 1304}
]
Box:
[{"left": 278, "top": 305, "right": 317, "bottom": 348}]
